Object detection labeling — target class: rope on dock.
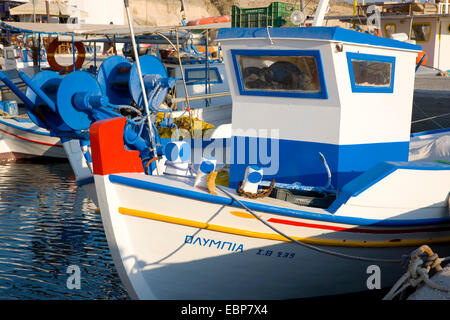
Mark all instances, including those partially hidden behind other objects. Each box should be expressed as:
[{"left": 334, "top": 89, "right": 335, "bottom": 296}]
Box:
[
  {"left": 413, "top": 101, "right": 447, "bottom": 129},
  {"left": 412, "top": 112, "right": 450, "bottom": 124},
  {"left": 383, "top": 245, "right": 450, "bottom": 300}
]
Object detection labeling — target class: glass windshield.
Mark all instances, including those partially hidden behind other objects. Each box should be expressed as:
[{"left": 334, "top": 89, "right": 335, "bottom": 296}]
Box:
[
  {"left": 351, "top": 59, "right": 392, "bottom": 87},
  {"left": 237, "top": 55, "right": 321, "bottom": 93}
]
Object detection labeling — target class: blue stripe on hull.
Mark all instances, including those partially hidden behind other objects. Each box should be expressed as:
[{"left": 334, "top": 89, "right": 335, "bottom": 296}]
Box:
[{"left": 108, "top": 174, "right": 450, "bottom": 226}]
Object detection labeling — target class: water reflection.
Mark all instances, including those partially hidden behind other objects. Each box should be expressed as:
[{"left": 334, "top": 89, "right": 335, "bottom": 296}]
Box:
[{"left": 0, "top": 162, "right": 128, "bottom": 299}]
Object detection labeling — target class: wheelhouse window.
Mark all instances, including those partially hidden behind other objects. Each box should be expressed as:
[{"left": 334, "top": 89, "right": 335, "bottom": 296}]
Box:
[
  {"left": 411, "top": 23, "right": 431, "bottom": 43},
  {"left": 185, "top": 68, "right": 222, "bottom": 85},
  {"left": 6, "top": 50, "right": 15, "bottom": 60},
  {"left": 231, "top": 49, "right": 327, "bottom": 99},
  {"left": 346, "top": 52, "right": 395, "bottom": 93}
]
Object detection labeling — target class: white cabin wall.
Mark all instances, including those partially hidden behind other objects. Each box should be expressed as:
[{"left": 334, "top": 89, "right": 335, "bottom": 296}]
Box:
[
  {"left": 437, "top": 18, "right": 450, "bottom": 72},
  {"left": 336, "top": 44, "right": 417, "bottom": 145},
  {"left": 220, "top": 39, "right": 342, "bottom": 145}
]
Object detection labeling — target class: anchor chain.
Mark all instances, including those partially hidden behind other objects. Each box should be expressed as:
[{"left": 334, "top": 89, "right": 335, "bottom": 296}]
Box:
[{"left": 237, "top": 179, "right": 275, "bottom": 199}]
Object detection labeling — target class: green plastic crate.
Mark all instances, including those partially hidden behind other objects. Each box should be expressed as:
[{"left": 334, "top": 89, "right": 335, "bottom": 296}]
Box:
[{"left": 231, "top": 2, "right": 300, "bottom": 28}]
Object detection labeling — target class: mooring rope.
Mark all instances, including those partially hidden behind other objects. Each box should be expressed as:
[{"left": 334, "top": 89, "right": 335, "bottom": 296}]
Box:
[
  {"left": 412, "top": 112, "right": 450, "bottom": 124},
  {"left": 383, "top": 245, "right": 450, "bottom": 300},
  {"left": 413, "top": 101, "right": 446, "bottom": 129}
]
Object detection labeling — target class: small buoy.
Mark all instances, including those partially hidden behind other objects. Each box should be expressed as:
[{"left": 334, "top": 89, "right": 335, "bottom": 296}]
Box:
[
  {"left": 164, "top": 141, "right": 191, "bottom": 176},
  {"left": 241, "top": 165, "right": 263, "bottom": 194},
  {"left": 194, "top": 157, "right": 217, "bottom": 189}
]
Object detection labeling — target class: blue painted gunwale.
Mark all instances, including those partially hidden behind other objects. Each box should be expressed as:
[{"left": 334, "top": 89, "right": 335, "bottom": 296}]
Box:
[
  {"left": 0, "top": 118, "right": 51, "bottom": 136},
  {"left": 108, "top": 167, "right": 450, "bottom": 227},
  {"left": 410, "top": 128, "right": 450, "bottom": 138},
  {"left": 217, "top": 27, "right": 422, "bottom": 52}
]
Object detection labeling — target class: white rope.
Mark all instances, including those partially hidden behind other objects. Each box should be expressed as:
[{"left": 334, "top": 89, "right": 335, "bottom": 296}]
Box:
[
  {"left": 266, "top": 26, "right": 274, "bottom": 45},
  {"left": 412, "top": 112, "right": 450, "bottom": 124},
  {"left": 383, "top": 248, "right": 450, "bottom": 300},
  {"left": 413, "top": 101, "right": 446, "bottom": 129}
]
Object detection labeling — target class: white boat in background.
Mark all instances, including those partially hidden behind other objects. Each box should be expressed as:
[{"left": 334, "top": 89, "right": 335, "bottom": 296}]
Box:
[
  {"left": 410, "top": 129, "right": 450, "bottom": 163},
  {"left": 0, "top": 116, "right": 65, "bottom": 162},
  {"left": 0, "top": 44, "right": 49, "bottom": 102},
  {"left": 89, "top": 21, "right": 450, "bottom": 299},
  {"left": 0, "top": 43, "right": 59, "bottom": 163}
]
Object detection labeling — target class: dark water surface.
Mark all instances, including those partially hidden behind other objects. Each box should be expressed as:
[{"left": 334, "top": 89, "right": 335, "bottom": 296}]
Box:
[{"left": 0, "top": 162, "right": 129, "bottom": 299}]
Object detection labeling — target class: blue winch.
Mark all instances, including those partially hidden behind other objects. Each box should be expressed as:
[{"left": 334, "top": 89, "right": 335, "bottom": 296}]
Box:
[{"left": 0, "top": 54, "right": 176, "bottom": 174}]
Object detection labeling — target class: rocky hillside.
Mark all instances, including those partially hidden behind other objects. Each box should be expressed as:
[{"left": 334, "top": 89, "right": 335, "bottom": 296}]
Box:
[{"left": 129, "top": 0, "right": 354, "bottom": 26}]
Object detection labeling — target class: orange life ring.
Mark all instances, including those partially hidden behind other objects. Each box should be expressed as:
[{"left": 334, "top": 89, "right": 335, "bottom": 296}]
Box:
[
  {"left": 187, "top": 16, "right": 231, "bottom": 26},
  {"left": 47, "top": 39, "right": 86, "bottom": 72}
]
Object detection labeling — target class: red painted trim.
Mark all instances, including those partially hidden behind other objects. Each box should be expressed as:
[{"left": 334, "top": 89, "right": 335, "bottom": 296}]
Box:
[
  {"left": 267, "top": 217, "right": 450, "bottom": 235},
  {"left": 0, "top": 128, "right": 62, "bottom": 148},
  {"left": 90, "top": 117, "right": 144, "bottom": 176}
]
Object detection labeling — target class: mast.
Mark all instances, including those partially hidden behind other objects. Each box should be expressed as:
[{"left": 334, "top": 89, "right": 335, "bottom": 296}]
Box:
[{"left": 312, "top": 0, "right": 330, "bottom": 26}]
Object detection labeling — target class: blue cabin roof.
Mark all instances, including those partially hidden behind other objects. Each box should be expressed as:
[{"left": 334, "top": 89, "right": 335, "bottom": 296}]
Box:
[{"left": 217, "top": 27, "right": 421, "bottom": 52}]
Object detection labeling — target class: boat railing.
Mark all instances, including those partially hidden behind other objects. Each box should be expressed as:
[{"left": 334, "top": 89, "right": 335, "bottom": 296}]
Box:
[{"left": 170, "top": 91, "right": 231, "bottom": 104}]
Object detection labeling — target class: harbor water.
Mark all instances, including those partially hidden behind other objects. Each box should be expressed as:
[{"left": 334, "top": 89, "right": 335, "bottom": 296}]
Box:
[{"left": 0, "top": 161, "right": 129, "bottom": 299}]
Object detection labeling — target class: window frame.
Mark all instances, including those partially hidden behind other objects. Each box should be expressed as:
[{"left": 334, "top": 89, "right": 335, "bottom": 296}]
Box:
[
  {"left": 346, "top": 52, "right": 396, "bottom": 94},
  {"left": 384, "top": 23, "right": 397, "bottom": 38},
  {"left": 231, "top": 49, "right": 328, "bottom": 99},
  {"left": 411, "top": 22, "right": 432, "bottom": 43},
  {"left": 184, "top": 67, "right": 223, "bottom": 85}
]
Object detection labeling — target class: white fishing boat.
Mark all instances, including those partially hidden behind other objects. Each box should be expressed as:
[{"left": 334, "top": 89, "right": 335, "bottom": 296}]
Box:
[
  {"left": 0, "top": 116, "right": 64, "bottom": 161},
  {"left": 88, "top": 15, "right": 450, "bottom": 299}
]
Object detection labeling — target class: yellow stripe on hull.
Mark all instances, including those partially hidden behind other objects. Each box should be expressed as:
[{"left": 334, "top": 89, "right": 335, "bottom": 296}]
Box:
[{"left": 118, "top": 207, "right": 450, "bottom": 248}]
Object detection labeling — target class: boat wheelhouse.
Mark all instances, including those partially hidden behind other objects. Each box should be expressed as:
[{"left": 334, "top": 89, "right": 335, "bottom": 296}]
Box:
[{"left": 217, "top": 27, "right": 420, "bottom": 189}]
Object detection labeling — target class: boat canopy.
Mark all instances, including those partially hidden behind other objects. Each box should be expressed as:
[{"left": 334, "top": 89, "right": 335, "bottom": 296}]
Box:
[{"left": 0, "top": 21, "right": 231, "bottom": 36}]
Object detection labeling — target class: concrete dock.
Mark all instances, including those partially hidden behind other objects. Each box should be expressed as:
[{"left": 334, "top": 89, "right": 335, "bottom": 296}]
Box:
[
  {"left": 412, "top": 76, "right": 450, "bottom": 133},
  {"left": 408, "top": 267, "right": 450, "bottom": 300}
]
